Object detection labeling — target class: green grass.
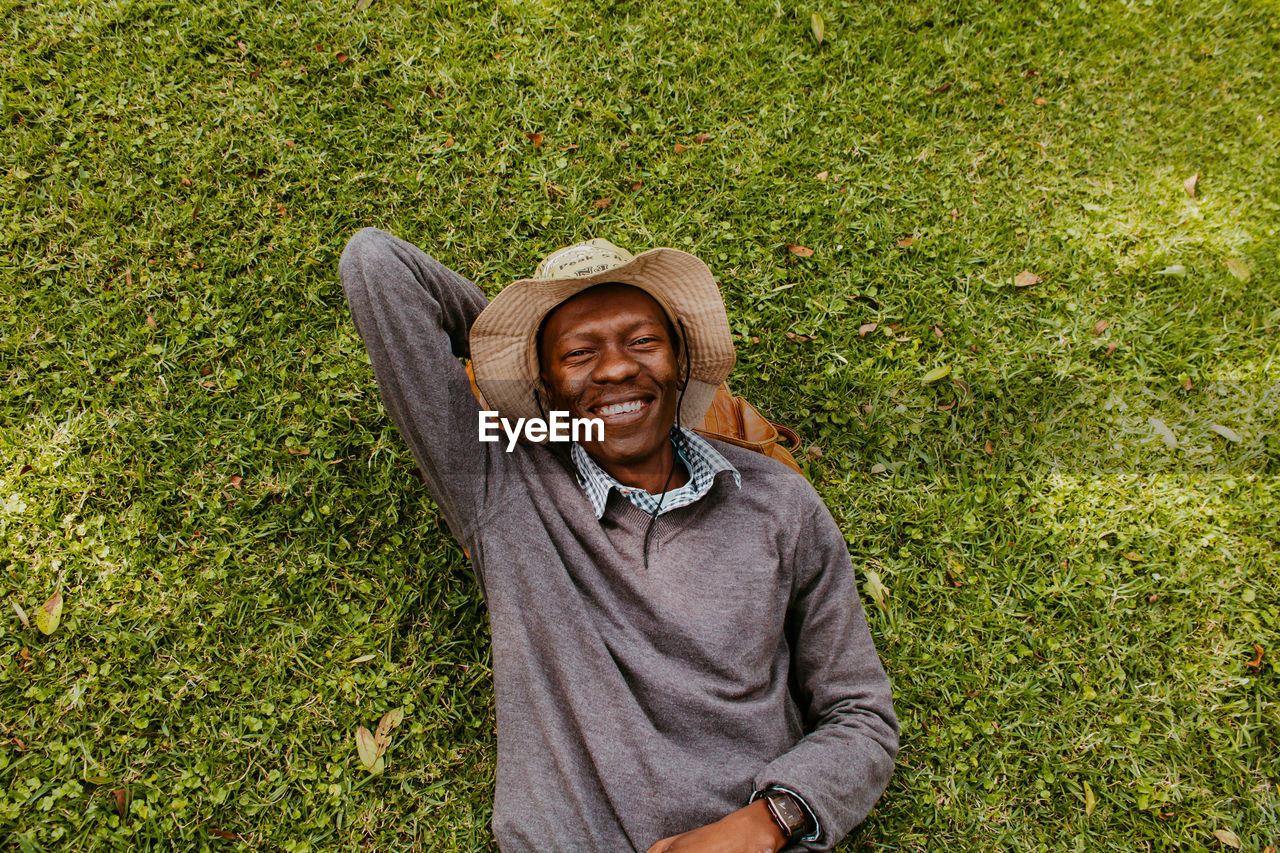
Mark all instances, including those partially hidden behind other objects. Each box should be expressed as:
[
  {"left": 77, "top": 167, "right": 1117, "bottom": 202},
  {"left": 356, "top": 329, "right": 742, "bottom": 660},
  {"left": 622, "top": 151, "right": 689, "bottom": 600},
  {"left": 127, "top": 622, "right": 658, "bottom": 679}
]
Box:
[{"left": 2, "top": 0, "right": 1278, "bottom": 849}]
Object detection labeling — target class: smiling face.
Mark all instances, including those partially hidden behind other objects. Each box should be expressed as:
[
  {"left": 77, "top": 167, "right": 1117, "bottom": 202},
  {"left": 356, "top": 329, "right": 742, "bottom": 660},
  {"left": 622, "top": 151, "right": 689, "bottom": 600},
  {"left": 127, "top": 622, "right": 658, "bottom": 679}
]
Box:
[{"left": 538, "top": 283, "right": 687, "bottom": 491}]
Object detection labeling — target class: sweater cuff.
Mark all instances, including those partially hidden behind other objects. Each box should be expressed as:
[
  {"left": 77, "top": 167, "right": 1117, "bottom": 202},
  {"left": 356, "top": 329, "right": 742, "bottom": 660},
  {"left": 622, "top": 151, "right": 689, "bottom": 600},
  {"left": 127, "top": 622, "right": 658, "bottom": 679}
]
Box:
[{"left": 749, "top": 786, "right": 822, "bottom": 845}]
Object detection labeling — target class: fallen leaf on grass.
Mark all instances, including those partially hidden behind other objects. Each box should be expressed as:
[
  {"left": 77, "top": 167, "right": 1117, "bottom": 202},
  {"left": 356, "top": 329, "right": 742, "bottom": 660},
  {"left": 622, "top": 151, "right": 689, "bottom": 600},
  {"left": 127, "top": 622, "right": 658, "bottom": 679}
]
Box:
[
  {"left": 692, "top": 132, "right": 712, "bottom": 144},
  {"left": 356, "top": 726, "right": 379, "bottom": 770},
  {"left": 1014, "top": 270, "right": 1042, "bottom": 288},
  {"left": 525, "top": 132, "right": 544, "bottom": 148},
  {"left": 336, "top": 52, "right": 349, "bottom": 62},
  {"left": 145, "top": 315, "right": 157, "bottom": 329},
  {"left": 858, "top": 322, "right": 878, "bottom": 337},
  {"left": 1246, "top": 644, "right": 1264, "bottom": 671},
  {"left": 375, "top": 707, "right": 405, "bottom": 747},
  {"left": 672, "top": 143, "right": 687, "bottom": 153},
  {"left": 1121, "top": 551, "right": 1143, "bottom": 562},
  {"left": 228, "top": 475, "right": 242, "bottom": 489},
  {"left": 1092, "top": 319, "right": 1108, "bottom": 335},
  {"left": 983, "top": 440, "right": 994, "bottom": 456},
  {"left": 949, "top": 208, "right": 959, "bottom": 221},
  {"left": 1208, "top": 423, "right": 1242, "bottom": 443},
  {"left": 862, "top": 569, "right": 888, "bottom": 610},
  {"left": 810, "top": 12, "right": 824, "bottom": 44},
  {"left": 1213, "top": 829, "right": 1240, "bottom": 849},
  {"left": 921, "top": 364, "right": 952, "bottom": 384},
  {"left": 1150, "top": 417, "right": 1178, "bottom": 449},
  {"left": 441, "top": 135, "right": 454, "bottom": 149},
  {"left": 896, "top": 236, "right": 918, "bottom": 248},
  {"left": 1104, "top": 342, "right": 1117, "bottom": 358},
  {"left": 1181, "top": 376, "right": 1194, "bottom": 391},
  {"left": 113, "top": 788, "right": 129, "bottom": 819},
  {"left": 805, "top": 445, "right": 824, "bottom": 461},
  {"left": 784, "top": 331, "right": 816, "bottom": 343},
  {"left": 11, "top": 600, "right": 30, "bottom": 630},
  {"left": 36, "top": 591, "right": 62, "bottom": 636},
  {"left": 788, "top": 244, "right": 814, "bottom": 257},
  {"left": 1184, "top": 172, "right": 1199, "bottom": 198},
  {"left": 869, "top": 462, "right": 886, "bottom": 474},
  {"left": 209, "top": 828, "right": 238, "bottom": 840},
  {"left": 1225, "top": 257, "right": 1250, "bottom": 281},
  {"left": 592, "top": 197, "right": 613, "bottom": 210},
  {"left": 815, "top": 171, "right": 828, "bottom": 181},
  {"left": 1034, "top": 96, "right": 1047, "bottom": 105},
  {"left": 630, "top": 181, "right": 643, "bottom": 191},
  {"left": 181, "top": 176, "right": 192, "bottom": 187},
  {"left": 1084, "top": 781, "right": 1095, "bottom": 817},
  {"left": 347, "top": 653, "right": 376, "bottom": 665}
]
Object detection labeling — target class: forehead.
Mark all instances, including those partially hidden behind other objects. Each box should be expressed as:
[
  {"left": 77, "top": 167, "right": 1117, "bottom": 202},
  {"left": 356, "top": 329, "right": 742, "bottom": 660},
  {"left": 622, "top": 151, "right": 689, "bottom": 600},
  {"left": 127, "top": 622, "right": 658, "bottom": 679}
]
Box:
[{"left": 541, "top": 283, "right": 673, "bottom": 339}]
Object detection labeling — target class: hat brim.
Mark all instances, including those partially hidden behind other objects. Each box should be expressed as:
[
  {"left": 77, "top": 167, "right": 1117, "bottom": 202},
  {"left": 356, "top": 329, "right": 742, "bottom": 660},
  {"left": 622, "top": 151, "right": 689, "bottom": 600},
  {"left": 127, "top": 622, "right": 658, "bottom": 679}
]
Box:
[{"left": 469, "top": 247, "right": 735, "bottom": 427}]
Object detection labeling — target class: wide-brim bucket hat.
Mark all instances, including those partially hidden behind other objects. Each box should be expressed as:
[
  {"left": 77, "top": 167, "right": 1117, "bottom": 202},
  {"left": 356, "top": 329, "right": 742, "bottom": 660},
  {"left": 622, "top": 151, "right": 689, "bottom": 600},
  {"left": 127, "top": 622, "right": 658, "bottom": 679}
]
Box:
[{"left": 469, "top": 239, "right": 735, "bottom": 425}]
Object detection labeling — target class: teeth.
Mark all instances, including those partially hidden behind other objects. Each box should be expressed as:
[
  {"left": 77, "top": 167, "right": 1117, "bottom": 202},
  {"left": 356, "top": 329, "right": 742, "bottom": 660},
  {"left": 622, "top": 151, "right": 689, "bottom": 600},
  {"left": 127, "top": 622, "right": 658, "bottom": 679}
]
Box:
[{"left": 599, "top": 400, "right": 645, "bottom": 416}]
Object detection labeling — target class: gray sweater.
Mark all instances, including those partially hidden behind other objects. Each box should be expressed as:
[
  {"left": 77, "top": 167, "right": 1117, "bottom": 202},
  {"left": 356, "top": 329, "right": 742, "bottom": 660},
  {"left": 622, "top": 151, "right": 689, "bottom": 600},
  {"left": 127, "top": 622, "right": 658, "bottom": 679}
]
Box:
[{"left": 339, "top": 228, "right": 898, "bottom": 851}]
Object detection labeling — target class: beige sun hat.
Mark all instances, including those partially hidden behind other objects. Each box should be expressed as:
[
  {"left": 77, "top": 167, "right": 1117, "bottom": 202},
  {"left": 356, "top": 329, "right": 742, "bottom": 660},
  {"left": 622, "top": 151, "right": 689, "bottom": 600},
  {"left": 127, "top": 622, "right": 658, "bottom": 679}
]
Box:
[{"left": 469, "top": 239, "right": 735, "bottom": 425}]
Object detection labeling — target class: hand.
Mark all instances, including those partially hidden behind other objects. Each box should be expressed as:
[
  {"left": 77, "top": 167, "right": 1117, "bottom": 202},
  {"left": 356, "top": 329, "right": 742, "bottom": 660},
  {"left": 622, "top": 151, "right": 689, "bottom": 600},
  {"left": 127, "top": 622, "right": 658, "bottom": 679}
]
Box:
[{"left": 645, "top": 800, "right": 787, "bottom": 853}]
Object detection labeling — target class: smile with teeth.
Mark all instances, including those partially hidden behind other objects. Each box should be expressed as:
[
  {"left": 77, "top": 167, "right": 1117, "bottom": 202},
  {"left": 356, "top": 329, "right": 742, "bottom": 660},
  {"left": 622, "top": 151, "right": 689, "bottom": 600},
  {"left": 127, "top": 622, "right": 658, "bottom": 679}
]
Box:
[{"left": 597, "top": 399, "right": 647, "bottom": 417}]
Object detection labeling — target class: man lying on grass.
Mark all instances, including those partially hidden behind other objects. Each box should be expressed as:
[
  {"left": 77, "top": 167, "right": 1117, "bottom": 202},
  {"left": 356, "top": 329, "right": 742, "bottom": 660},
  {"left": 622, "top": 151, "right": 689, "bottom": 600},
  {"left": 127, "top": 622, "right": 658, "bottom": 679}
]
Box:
[{"left": 339, "top": 230, "right": 897, "bottom": 853}]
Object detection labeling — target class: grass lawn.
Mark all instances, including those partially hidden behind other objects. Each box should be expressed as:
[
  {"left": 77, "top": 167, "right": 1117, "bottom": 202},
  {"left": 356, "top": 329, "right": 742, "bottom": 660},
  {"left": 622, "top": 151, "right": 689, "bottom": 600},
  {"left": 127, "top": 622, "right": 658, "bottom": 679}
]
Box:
[{"left": 2, "top": 0, "right": 1278, "bottom": 849}]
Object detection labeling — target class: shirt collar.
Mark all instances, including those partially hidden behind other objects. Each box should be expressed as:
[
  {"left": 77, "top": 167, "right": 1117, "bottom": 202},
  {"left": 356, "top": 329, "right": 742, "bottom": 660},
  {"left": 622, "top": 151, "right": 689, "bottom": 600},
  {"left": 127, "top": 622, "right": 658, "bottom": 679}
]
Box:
[{"left": 570, "top": 426, "right": 741, "bottom": 519}]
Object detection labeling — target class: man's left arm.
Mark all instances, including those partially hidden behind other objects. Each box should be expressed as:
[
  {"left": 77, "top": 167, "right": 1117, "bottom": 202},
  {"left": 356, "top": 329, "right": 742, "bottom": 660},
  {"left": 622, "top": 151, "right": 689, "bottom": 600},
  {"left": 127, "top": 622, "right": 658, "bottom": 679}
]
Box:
[{"left": 751, "top": 497, "right": 899, "bottom": 848}]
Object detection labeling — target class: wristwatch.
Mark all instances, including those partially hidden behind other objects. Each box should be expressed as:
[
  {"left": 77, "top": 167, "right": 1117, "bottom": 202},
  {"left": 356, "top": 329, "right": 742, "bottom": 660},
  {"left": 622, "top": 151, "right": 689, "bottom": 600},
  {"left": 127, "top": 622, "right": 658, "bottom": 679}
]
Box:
[{"left": 761, "top": 789, "right": 810, "bottom": 841}]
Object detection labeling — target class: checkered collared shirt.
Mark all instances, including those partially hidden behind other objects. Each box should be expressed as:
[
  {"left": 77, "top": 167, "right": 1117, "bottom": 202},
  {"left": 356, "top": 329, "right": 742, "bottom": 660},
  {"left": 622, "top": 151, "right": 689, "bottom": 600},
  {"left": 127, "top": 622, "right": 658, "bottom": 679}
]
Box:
[{"left": 570, "top": 426, "right": 741, "bottom": 519}]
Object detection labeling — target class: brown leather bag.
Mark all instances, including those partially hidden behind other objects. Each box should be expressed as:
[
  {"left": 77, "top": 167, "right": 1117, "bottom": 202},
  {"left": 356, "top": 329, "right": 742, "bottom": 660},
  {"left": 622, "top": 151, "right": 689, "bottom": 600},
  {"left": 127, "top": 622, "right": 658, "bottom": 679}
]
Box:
[{"left": 464, "top": 364, "right": 805, "bottom": 477}]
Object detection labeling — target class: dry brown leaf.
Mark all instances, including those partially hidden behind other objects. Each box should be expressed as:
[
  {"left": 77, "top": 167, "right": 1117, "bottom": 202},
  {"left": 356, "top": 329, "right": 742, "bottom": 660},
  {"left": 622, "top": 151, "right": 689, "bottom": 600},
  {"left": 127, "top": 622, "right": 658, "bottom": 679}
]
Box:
[
  {"left": 525, "top": 132, "right": 544, "bottom": 148},
  {"left": 1104, "top": 342, "right": 1117, "bottom": 358},
  {"left": 672, "top": 143, "right": 687, "bottom": 153},
  {"left": 862, "top": 404, "right": 873, "bottom": 414},
  {"left": 237, "top": 40, "right": 248, "bottom": 54},
  {"left": 592, "top": 197, "right": 613, "bottom": 210},
  {"left": 1213, "top": 830, "right": 1241, "bottom": 849},
  {"left": 209, "top": 828, "right": 238, "bottom": 840},
  {"left": 858, "top": 322, "right": 878, "bottom": 338},
  {"left": 228, "top": 475, "right": 242, "bottom": 489},
  {"left": 938, "top": 401, "right": 956, "bottom": 411},
  {"left": 113, "top": 788, "right": 129, "bottom": 819},
  {"left": 805, "top": 445, "right": 824, "bottom": 460},
  {"left": 1034, "top": 96, "right": 1047, "bottom": 105},
  {"left": 932, "top": 325, "right": 944, "bottom": 339},
  {"left": 558, "top": 143, "right": 579, "bottom": 151},
  {"left": 784, "top": 331, "right": 816, "bottom": 343},
  {"left": 1184, "top": 172, "right": 1200, "bottom": 198},
  {"left": 145, "top": 315, "right": 157, "bottom": 329},
  {"left": 692, "top": 132, "right": 712, "bottom": 144},
  {"left": 442, "top": 134, "right": 454, "bottom": 149},
  {"left": 815, "top": 171, "right": 829, "bottom": 181},
  {"left": 1122, "top": 551, "right": 1143, "bottom": 562},
  {"left": 1182, "top": 377, "right": 1194, "bottom": 391},
  {"left": 1092, "top": 319, "right": 1108, "bottom": 335},
  {"left": 181, "top": 176, "right": 192, "bottom": 187},
  {"left": 1246, "top": 644, "right": 1264, "bottom": 671},
  {"left": 949, "top": 208, "right": 959, "bottom": 221},
  {"left": 630, "top": 181, "right": 643, "bottom": 191},
  {"left": 1014, "top": 270, "right": 1042, "bottom": 288},
  {"left": 125, "top": 268, "right": 132, "bottom": 288},
  {"left": 896, "top": 236, "right": 917, "bottom": 248},
  {"left": 336, "top": 52, "right": 349, "bottom": 62},
  {"left": 983, "top": 440, "right": 994, "bottom": 456},
  {"left": 788, "top": 245, "right": 814, "bottom": 257}
]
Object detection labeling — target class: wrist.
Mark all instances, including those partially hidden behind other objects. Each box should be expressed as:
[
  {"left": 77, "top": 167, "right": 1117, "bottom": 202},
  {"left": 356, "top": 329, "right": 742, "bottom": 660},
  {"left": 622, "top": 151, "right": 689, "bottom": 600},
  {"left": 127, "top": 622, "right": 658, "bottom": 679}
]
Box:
[{"left": 745, "top": 798, "right": 787, "bottom": 850}]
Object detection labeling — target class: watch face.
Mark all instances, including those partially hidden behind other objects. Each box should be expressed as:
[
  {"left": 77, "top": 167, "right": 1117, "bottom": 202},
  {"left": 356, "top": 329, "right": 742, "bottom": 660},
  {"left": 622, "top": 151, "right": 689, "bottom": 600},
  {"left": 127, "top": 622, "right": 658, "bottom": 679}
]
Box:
[{"left": 766, "top": 791, "right": 806, "bottom": 834}]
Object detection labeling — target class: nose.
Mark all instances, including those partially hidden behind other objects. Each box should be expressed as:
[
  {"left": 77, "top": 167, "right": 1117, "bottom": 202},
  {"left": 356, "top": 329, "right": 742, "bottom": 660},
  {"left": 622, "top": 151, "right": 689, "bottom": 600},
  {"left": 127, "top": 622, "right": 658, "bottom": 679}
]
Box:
[{"left": 591, "top": 342, "right": 641, "bottom": 384}]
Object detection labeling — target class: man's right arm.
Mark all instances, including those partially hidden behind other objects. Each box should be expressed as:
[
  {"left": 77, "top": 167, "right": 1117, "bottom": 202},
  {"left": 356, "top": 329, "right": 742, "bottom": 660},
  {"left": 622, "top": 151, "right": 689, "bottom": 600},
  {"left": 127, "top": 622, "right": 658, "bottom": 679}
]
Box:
[{"left": 338, "top": 227, "right": 496, "bottom": 543}]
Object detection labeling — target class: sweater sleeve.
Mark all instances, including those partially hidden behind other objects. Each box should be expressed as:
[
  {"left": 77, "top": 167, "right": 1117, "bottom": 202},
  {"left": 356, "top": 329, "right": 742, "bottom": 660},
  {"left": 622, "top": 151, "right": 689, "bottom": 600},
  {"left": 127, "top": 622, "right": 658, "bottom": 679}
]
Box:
[
  {"left": 338, "top": 227, "right": 500, "bottom": 545},
  {"left": 752, "top": 496, "right": 899, "bottom": 850}
]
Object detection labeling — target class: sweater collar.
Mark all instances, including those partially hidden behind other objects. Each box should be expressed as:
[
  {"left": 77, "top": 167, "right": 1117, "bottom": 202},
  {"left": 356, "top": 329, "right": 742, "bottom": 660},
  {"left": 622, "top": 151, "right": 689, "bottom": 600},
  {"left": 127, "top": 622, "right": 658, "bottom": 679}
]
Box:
[{"left": 570, "top": 426, "right": 741, "bottom": 520}]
